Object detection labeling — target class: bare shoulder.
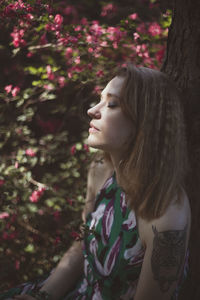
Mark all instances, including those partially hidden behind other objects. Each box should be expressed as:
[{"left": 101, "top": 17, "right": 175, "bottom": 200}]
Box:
[
  {"left": 138, "top": 187, "right": 191, "bottom": 248},
  {"left": 135, "top": 189, "right": 191, "bottom": 299}
]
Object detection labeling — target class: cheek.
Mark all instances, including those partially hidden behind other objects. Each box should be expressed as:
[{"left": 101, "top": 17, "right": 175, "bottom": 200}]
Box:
[{"left": 104, "top": 118, "right": 133, "bottom": 144}]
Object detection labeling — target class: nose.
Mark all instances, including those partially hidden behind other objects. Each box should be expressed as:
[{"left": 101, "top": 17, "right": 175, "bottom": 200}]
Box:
[{"left": 87, "top": 103, "right": 101, "bottom": 119}]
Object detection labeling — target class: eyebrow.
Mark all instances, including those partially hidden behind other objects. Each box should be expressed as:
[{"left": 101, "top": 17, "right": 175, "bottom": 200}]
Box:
[{"left": 101, "top": 92, "right": 120, "bottom": 100}]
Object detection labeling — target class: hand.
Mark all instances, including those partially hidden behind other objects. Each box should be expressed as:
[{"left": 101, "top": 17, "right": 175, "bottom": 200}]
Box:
[{"left": 14, "top": 295, "right": 36, "bottom": 300}]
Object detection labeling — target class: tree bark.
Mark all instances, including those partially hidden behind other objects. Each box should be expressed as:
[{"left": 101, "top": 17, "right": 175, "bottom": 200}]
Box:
[{"left": 161, "top": 0, "right": 200, "bottom": 299}]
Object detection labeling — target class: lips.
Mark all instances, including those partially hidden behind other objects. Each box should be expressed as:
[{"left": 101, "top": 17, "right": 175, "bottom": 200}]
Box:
[{"left": 89, "top": 122, "right": 100, "bottom": 131}]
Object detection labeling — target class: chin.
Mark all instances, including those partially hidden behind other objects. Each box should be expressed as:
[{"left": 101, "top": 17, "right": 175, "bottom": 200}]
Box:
[
  {"left": 86, "top": 138, "right": 103, "bottom": 150},
  {"left": 87, "top": 143, "right": 103, "bottom": 150}
]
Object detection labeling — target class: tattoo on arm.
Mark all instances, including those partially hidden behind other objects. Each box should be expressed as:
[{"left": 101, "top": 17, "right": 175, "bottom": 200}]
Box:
[{"left": 151, "top": 225, "right": 187, "bottom": 293}]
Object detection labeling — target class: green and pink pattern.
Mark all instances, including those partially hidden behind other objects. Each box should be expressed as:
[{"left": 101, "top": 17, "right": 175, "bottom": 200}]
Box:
[{"left": 0, "top": 172, "right": 188, "bottom": 299}]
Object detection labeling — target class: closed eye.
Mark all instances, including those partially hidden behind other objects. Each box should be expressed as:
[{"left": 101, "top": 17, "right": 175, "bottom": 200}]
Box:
[{"left": 107, "top": 102, "right": 118, "bottom": 108}]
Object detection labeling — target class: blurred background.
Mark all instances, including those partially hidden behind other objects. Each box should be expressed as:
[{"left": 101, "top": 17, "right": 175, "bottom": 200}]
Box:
[{"left": 0, "top": 0, "right": 174, "bottom": 291}]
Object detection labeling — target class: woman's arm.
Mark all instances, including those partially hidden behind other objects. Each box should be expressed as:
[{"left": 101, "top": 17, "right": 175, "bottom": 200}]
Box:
[
  {"left": 14, "top": 241, "right": 83, "bottom": 300},
  {"left": 39, "top": 240, "right": 84, "bottom": 299},
  {"left": 15, "top": 155, "right": 114, "bottom": 300},
  {"left": 134, "top": 192, "right": 191, "bottom": 300},
  {"left": 38, "top": 159, "right": 111, "bottom": 299},
  {"left": 42, "top": 155, "right": 113, "bottom": 299}
]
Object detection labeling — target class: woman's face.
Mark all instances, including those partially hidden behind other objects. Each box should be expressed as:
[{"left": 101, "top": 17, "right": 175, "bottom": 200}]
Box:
[{"left": 87, "top": 76, "right": 134, "bottom": 159}]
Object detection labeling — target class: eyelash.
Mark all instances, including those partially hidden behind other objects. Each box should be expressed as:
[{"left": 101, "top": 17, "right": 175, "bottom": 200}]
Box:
[{"left": 107, "top": 102, "right": 118, "bottom": 108}]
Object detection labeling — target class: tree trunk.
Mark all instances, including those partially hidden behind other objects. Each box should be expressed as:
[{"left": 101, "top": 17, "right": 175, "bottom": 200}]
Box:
[{"left": 161, "top": 0, "right": 200, "bottom": 299}]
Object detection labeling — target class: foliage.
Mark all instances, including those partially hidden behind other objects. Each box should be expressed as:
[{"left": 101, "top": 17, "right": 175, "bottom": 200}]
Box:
[{"left": 0, "top": 0, "right": 171, "bottom": 290}]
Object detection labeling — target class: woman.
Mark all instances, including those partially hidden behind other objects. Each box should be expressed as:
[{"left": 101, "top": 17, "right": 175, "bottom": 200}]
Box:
[{"left": 1, "top": 64, "right": 191, "bottom": 299}]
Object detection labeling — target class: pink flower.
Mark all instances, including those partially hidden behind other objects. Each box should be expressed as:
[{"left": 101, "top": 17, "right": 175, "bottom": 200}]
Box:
[
  {"left": 53, "top": 211, "right": 61, "bottom": 221},
  {"left": 67, "top": 71, "right": 72, "bottom": 79},
  {"left": 10, "top": 27, "right": 26, "bottom": 48},
  {"left": 86, "top": 34, "right": 93, "bottom": 43},
  {"left": 74, "top": 56, "right": 80, "bottom": 64},
  {"left": 129, "top": 13, "right": 138, "bottom": 20},
  {"left": 3, "top": 4, "right": 16, "bottom": 17},
  {"left": 27, "top": 52, "right": 33, "bottom": 58},
  {"left": 70, "top": 145, "right": 76, "bottom": 155},
  {"left": 68, "top": 36, "right": 78, "bottom": 44},
  {"left": 54, "top": 14, "right": 63, "bottom": 25},
  {"left": 0, "top": 179, "right": 5, "bottom": 186},
  {"left": 100, "top": 41, "right": 108, "bottom": 47},
  {"left": 9, "top": 231, "right": 18, "bottom": 239},
  {"left": 90, "top": 23, "right": 103, "bottom": 37},
  {"left": 11, "top": 86, "right": 20, "bottom": 97},
  {"left": 15, "top": 260, "right": 20, "bottom": 270},
  {"left": 113, "top": 41, "right": 118, "bottom": 49},
  {"left": 15, "top": 161, "right": 19, "bottom": 168},
  {"left": 4, "top": 85, "right": 13, "bottom": 93},
  {"left": 44, "top": 84, "right": 54, "bottom": 90},
  {"left": 2, "top": 232, "right": 9, "bottom": 240},
  {"left": 25, "top": 148, "right": 36, "bottom": 157},
  {"left": 38, "top": 209, "right": 44, "bottom": 215},
  {"left": 88, "top": 47, "right": 94, "bottom": 53},
  {"left": 83, "top": 144, "right": 89, "bottom": 152},
  {"left": 93, "top": 86, "right": 102, "bottom": 94},
  {"left": 40, "top": 33, "right": 48, "bottom": 45},
  {"left": 101, "top": 4, "right": 117, "bottom": 17},
  {"left": 64, "top": 6, "right": 73, "bottom": 15},
  {"left": 96, "top": 70, "right": 104, "bottom": 77},
  {"left": 136, "top": 23, "right": 147, "bottom": 34},
  {"left": 58, "top": 76, "right": 65, "bottom": 88},
  {"left": 54, "top": 236, "right": 61, "bottom": 245},
  {"left": 46, "top": 65, "right": 55, "bottom": 80},
  {"left": 65, "top": 47, "right": 73, "bottom": 58},
  {"left": 155, "top": 47, "right": 165, "bottom": 63},
  {"left": 63, "top": 5, "right": 78, "bottom": 22},
  {"left": 4, "top": 84, "right": 12, "bottom": 94},
  {"left": 67, "top": 198, "right": 73, "bottom": 206},
  {"left": 45, "top": 24, "right": 52, "bottom": 31},
  {"left": 88, "top": 63, "right": 92, "bottom": 70},
  {"left": 0, "top": 212, "right": 9, "bottom": 219},
  {"left": 106, "top": 26, "right": 125, "bottom": 42},
  {"left": 81, "top": 18, "right": 88, "bottom": 25},
  {"left": 133, "top": 32, "right": 140, "bottom": 40},
  {"left": 148, "top": 22, "right": 162, "bottom": 36},
  {"left": 10, "top": 213, "right": 17, "bottom": 223},
  {"left": 29, "top": 187, "right": 45, "bottom": 203},
  {"left": 37, "top": 187, "right": 46, "bottom": 197},
  {"left": 74, "top": 25, "right": 81, "bottom": 32},
  {"left": 30, "top": 190, "right": 39, "bottom": 203},
  {"left": 26, "top": 13, "right": 34, "bottom": 20}
]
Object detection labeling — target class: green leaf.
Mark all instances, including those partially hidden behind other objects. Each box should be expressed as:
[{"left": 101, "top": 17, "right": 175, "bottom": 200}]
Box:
[
  {"left": 45, "top": 199, "right": 55, "bottom": 207},
  {"left": 76, "top": 143, "right": 82, "bottom": 150},
  {"left": 24, "top": 243, "right": 35, "bottom": 253},
  {"left": 53, "top": 255, "right": 61, "bottom": 263},
  {"left": 27, "top": 203, "right": 38, "bottom": 213},
  {"left": 17, "top": 115, "right": 27, "bottom": 122},
  {"left": 4, "top": 165, "right": 17, "bottom": 175},
  {"left": 32, "top": 80, "right": 42, "bottom": 87},
  {"left": 16, "top": 98, "right": 25, "bottom": 107}
]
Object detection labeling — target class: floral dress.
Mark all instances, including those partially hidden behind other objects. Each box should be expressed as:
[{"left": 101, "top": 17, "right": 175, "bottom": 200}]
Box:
[{"left": 0, "top": 172, "right": 188, "bottom": 300}]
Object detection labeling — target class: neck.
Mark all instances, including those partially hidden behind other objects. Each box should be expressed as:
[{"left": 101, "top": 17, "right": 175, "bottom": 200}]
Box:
[{"left": 109, "top": 152, "right": 123, "bottom": 183}]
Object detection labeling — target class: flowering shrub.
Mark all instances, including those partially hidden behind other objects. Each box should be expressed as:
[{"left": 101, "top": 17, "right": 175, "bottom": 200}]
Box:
[{"left": 0, "top": 0, "right": 171, "bottom": 290}]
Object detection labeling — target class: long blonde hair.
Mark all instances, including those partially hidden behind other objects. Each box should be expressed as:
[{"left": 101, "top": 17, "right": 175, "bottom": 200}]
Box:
[{"left": 114, "top": 64, "right": 189, "bottom": 221}]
